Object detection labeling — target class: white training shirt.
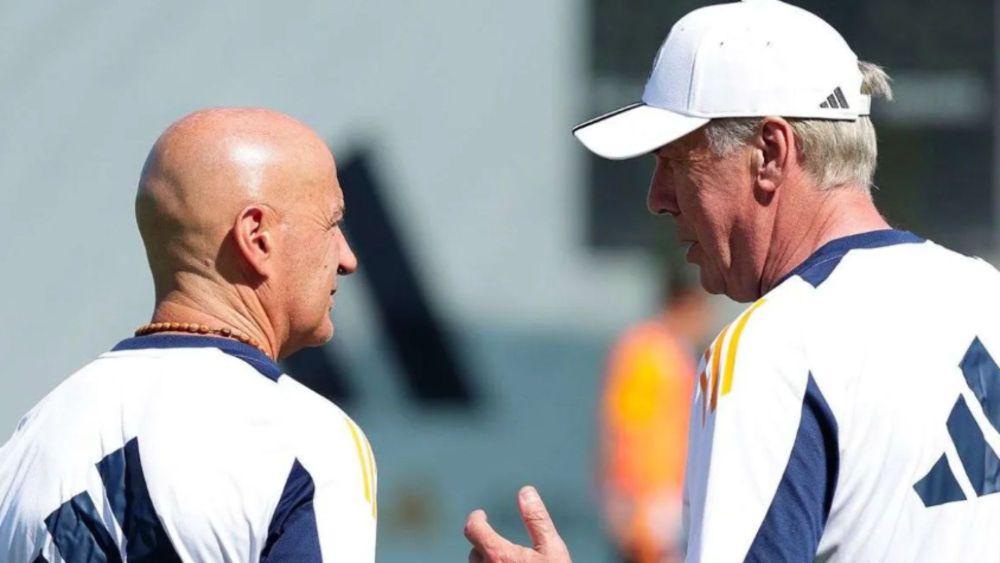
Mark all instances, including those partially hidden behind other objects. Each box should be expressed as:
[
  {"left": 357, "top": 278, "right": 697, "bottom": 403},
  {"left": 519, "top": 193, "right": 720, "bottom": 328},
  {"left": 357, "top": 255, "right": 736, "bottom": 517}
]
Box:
[
  {"left": 683, "top": 229, "right": 1000, "bottom": 562},
  {"left": 0, "top": 335, "right": 377, "bottom": 562}
]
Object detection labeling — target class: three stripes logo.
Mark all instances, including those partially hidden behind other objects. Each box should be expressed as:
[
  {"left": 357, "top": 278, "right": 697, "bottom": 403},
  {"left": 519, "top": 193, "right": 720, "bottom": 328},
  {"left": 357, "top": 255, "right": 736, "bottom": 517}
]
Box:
[
  {"left": 819, "top": 87, "right": 850, "bottom": 110},
  {"left": 697, "top": 298, "right": 766, "bottom": 425},
  {"left": 38, "top": 438, "right": 180, "bottom": 562},
  {"left": 913, "top": 337, "right": 1000, "bottom": 507}
]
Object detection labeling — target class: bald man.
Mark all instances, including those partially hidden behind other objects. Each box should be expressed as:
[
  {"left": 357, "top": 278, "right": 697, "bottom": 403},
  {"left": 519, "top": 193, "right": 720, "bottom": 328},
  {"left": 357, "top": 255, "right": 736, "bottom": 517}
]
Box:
[{"left": 0, "top": 109, "right": 375, "bottom": 562}]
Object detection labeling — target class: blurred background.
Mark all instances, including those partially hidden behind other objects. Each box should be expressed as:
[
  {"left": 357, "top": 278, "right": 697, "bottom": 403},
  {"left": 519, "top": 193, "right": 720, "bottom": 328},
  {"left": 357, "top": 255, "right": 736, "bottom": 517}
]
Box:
[{"left": 0, "top": 0, "right": 995, "bottom": 561}]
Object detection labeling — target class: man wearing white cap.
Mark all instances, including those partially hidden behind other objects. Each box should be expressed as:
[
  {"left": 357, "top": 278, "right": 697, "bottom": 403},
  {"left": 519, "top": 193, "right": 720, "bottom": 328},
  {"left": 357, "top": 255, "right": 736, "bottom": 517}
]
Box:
[{"left": 464, "top": 1, "right": 1000, "bottom": 561}]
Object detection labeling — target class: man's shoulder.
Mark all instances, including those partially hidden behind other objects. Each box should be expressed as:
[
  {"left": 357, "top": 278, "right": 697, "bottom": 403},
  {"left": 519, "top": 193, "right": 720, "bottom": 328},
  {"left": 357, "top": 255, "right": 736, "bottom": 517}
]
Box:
[
  {"left": 272, "top": 374, "right": 373, "bottom": 468},
  {"left": 784, "top": 237, "right": 1000, "bottom": 335},
  {"left": 99, "top": 344, "right": 277, "bottom": 386},
  {"left": 761, "top": 235, "right": 1000, "bottom": 340},
  {"left": 695, "top": 296, "right": 810, "bottom": 420},
  {"left": 98, "top": 345, "right": 365, "bottom": 451},
  {"left": 273, "top": 373, "right": 352, "bottom": 425},
  {"left": 730, "top": 283, "right": 814, "bottom": 350},
  {"left": 781, "top": 234, "right": 1000, "bottom": 297}
]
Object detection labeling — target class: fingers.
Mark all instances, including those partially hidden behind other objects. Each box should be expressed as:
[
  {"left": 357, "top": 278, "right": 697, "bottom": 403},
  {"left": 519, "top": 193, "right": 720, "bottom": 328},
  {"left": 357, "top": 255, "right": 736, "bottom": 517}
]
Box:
[
  {"left": 517, "top": 486, "right": 569, "bottom": 556},
  {"left": 464, "top": 509, "right": 513, "bottom": 555},
  {"left": 465, "top": 493, "right": 572, "bottom": 563}
]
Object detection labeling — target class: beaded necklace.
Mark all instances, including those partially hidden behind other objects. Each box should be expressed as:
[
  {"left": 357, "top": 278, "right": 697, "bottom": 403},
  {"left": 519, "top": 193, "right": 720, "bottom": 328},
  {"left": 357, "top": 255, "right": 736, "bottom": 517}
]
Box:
[{"left": 135, "top": 322, "right": 270, "bottom": 356}]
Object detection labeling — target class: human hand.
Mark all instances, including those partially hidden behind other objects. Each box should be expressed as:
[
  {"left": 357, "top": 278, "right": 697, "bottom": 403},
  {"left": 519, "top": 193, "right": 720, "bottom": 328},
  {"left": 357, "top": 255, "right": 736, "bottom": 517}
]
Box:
[{"left": 464, "top": 486, "right": 572, "bottom": 563}]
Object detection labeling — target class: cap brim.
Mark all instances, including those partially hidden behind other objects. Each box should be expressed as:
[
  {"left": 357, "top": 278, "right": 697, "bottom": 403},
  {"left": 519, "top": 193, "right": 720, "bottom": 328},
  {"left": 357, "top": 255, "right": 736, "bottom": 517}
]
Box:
[{"left": 572, "top": 103, "right": 709, "bottom": 160}]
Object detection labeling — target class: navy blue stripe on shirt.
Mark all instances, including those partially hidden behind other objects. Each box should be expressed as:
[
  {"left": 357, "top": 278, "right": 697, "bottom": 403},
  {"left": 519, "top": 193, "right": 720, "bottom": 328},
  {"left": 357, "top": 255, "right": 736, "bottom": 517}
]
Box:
[
  {"left": 45, "top": 492, "right": 123, "bottom": 563},
  {"left": 112, "top": 334, "right": 282, "bottom": 381},
  {"left": 779, "top": 229, "right": 924, "bottom": 288},
  {"left": 96, "top": 438, "right": 181, "bottom": 562},
  {"left": 946, "top": 396, "right": 1000, "bottom": 497},
  {"left": 261, "top": 459, "right": 323, "bottom": 562},
  {"left": 960, "top": 337, "right": 1000, "bottom": 434},
  {"left": 913, "top": 453, "right": 967, "bottom": 507},
  {"left": 745, "top": 373, "right": 839, "bottom": 562}
]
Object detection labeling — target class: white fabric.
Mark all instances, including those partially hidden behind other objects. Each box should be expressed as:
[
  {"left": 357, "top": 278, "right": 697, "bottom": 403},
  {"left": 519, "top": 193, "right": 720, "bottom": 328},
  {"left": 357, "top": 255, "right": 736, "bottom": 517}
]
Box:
[
  {"left": 683, "top": 237, "right": 1000, "bottom": 562},
  {"left": 0, "top": 345, "right": 377, "bottom": 562}
]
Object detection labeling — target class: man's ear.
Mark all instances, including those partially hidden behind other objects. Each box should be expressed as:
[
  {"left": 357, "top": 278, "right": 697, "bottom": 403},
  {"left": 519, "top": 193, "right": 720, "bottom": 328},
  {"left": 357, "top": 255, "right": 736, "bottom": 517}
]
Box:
[
  {"left": 233, "top": 205, "right": 273, "bottom": 278},
  {"left": 753, "top": 117, "right": 796, "bottom": 195}
]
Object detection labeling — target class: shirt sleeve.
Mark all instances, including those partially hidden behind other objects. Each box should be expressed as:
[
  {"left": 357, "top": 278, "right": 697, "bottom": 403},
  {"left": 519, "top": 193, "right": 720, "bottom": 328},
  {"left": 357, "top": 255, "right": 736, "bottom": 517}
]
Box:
[
  {"left": 263, "top": 389, "right": 378, "bottom": 563},
  {"left": 261, "top": 460, "right": 324, "bottom": 562},
  {"left": 683, "top": 298, "right": 839, "bottom": 563},
  {"left": 261, "top": 449, "right": 377, "bottom": 563}
]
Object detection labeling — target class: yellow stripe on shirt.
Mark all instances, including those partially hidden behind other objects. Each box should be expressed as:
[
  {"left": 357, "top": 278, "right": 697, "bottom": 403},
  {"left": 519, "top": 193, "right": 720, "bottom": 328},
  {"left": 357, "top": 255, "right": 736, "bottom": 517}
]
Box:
[
  {"left": 364, "top": 434, "right": 378, "bottom": 519},
  {"left": 721, "top": 298, "right": 767, "bottom": 397},
  {"left": 346, "top": 418, "right": 372, "bottom": 504},
  {"left": 709, "top": 324, "right": 731, "bottom": 413}
]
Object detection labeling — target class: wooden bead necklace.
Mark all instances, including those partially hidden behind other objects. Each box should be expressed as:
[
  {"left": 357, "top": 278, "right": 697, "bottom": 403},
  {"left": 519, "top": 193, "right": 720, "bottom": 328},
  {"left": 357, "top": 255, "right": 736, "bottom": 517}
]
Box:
[{"left": 134, "top": 322, "right": 270, "bottom": 356}]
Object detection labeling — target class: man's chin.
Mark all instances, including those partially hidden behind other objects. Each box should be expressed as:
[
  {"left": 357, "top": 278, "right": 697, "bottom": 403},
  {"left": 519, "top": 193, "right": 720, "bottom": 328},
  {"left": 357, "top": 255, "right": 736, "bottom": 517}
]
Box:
[
  {"left": 697, "top": 265, "right": 758, "bottom": 302},
  {"left": 311, "top": 322, "right": 335, "bottom": 346},
  {"left": 697, "top": 267, "right": 725, "bottom": 296},
  {"left": 286, "top": 323, "right": 334, "bottom": 356}
]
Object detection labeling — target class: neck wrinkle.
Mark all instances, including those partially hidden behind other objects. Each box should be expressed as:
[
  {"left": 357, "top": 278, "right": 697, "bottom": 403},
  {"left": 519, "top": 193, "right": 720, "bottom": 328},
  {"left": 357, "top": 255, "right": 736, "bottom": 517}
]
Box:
[
  {"left": 149, "top": 277, "right": 278, "bottom": 360},
  {"left": 760, "top": 186, "right": 889, "bottom": 295},
  {"left": 230, "top": 282, "right": 284, "bottom": 360}
]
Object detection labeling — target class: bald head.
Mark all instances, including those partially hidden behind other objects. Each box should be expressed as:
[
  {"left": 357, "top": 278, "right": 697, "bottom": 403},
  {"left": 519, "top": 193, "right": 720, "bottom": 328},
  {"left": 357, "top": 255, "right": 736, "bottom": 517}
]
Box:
[
  {"left": 137, "top": 109, "right": 335, "bottom": 278},
  {"left": 136, "top": 108, "right": 357, "bottom": 358}
]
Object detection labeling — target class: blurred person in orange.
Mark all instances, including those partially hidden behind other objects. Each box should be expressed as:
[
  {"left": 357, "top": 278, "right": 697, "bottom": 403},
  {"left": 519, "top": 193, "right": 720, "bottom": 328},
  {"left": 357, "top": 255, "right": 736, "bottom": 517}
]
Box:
[{"left": 598, "top": 270, "right": 711, "bottom": 563}]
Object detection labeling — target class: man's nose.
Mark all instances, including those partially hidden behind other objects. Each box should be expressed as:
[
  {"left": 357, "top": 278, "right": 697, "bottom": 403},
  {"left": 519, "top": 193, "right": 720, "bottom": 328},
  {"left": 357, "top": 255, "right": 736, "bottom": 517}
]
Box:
[
  {"left": 338, "top": 237, "right": 359, "bottom": 275},
  {"left": 647, "top": 166, "right": 679, "bottom": 216}
]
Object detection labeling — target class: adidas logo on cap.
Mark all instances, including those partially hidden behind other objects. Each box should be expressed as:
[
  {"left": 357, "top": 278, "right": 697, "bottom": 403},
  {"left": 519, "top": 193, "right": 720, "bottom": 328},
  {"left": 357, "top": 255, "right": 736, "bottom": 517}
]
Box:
[
  {"left": 820, "top": 87, "right": 850, "bottom": 110},
  {"left": 573, "top": 0, "right": 872, "bottom": 160}
]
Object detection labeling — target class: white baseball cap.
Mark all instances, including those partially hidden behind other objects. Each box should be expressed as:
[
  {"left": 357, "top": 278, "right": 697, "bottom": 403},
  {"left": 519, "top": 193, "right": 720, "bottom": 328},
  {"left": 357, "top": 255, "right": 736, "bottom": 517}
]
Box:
[{"left": 573, "top": 0, "right": 869, "bottom": 160}]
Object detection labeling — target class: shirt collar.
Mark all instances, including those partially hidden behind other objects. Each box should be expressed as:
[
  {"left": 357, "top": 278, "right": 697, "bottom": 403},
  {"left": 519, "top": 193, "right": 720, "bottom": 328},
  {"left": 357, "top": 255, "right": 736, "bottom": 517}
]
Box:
[
  {"left": 776, "top": 229, "right": 925, "bottom": 289},
  {"left": 111, "top": 334, "right": 282, "bottom": 381}
]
